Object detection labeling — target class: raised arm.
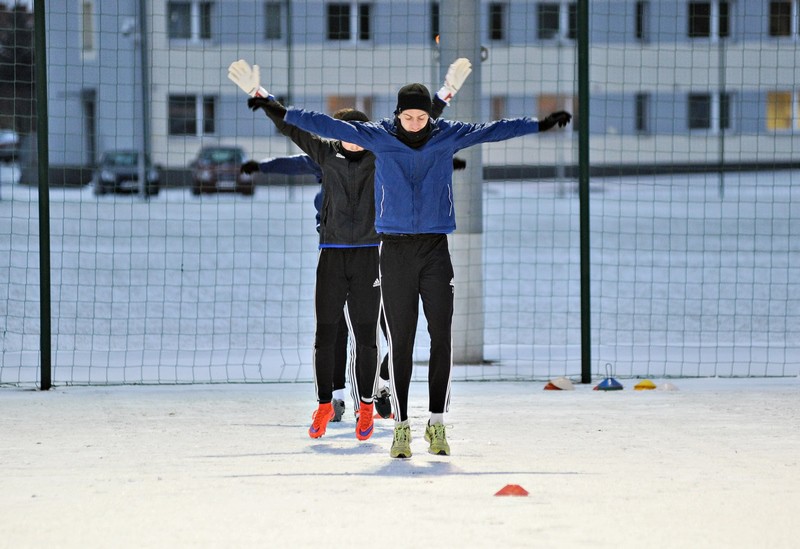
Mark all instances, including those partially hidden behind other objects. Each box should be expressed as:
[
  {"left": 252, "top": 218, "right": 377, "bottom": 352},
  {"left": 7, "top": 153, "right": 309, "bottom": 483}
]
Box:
[
  {"left": 240, "top": 154, "right": 322, "bottom": 183},
  {"left": 248, "top": 96, "right": 334, "bottom": 163},
  {"left": 283, "top": 108, "right": 379, "bottom": 150}
]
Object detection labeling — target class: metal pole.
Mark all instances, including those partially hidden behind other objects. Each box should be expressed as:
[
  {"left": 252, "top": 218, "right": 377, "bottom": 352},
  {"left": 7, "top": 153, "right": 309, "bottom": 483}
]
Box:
[
  {"left": 577, "top": 0, "right": 592, "bottom": 384},
  {"left": 138, "top": 0, "right": 151, "bottom": 198},
  {"left": 439, "top": 0, "right": 484, "bottom": 364},
  {"left": 33, "top": 0, "right": 51, "bottom": 390}
]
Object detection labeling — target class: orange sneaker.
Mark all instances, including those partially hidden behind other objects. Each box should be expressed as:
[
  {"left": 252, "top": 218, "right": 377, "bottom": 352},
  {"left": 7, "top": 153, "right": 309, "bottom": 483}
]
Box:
[
  {"left": 356, "top": 402, "right": 375, "bottom": 441},
  {"left": 308, "top": 402, "right": 335, "bottom": 439}
]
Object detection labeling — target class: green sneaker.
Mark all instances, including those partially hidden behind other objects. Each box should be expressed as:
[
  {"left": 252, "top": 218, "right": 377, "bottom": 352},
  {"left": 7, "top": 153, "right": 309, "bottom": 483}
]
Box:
[
  {"left": 424, "top": 422, "right": 450, "bottom": 456},
  {"left": 390, "top": 421, "right": 412, "bottom": 458}
]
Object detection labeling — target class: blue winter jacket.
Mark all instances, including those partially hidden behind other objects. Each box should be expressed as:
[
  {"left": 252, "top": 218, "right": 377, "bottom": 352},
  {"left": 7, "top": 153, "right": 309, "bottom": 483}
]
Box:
[{"left": 284, "top": 108, "right": 540, "bottom": 234}]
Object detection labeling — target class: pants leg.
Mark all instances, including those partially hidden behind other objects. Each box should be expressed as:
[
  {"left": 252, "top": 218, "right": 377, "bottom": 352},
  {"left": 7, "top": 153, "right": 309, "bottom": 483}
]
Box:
[
  {"left": 332, "top": 313, "right": 349, "bottom": 393},
  {"left": 344, "top": 247, "right": 381, "bottom": 405},
  {"left": 313, "top": 249, "right": 348, "bottom": 404},
  {"left": 419, "top": 236, "right": 454, "bottom": 414},
  {"left": 379, "top": 314, "right": 390, "bottom": 381},
  {"left": 379, "top": 239, "right": 421, "bottom": 423}
]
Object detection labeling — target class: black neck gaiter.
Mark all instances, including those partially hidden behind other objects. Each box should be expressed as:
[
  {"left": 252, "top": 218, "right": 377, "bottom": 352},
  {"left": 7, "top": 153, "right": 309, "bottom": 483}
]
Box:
[
  {"left": 395, "top": 119, "right": 433, "bottom": 149},
  {"left": 338, "top": 143, "right": 368, "bottom": 162}
]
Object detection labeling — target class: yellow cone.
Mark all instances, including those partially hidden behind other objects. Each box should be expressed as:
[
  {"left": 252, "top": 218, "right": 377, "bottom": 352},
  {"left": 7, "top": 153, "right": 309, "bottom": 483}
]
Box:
[{"left": 634, "top": 379, "right": 657, "bottom": 390}]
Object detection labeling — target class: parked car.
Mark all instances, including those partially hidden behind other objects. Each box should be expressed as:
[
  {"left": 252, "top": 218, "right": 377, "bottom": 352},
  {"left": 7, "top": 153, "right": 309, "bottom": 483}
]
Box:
[
  {"left": 92, "top": 150, "right": 160, "bottom": 196},
  {"left": 190, "top": 146, "right": 253, "bottom": 195},
  {"left": 0, "top": 129, "right": 19, "bottom": 163}
]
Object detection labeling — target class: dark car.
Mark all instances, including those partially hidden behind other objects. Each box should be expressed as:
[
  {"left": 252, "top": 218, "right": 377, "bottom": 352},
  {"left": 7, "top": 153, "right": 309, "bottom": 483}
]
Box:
[
  {"left": 92, "top": 150, "right": 160, "bottom": 196},
  {"left": 190, "top": 146, "right": 254, "bottom": 195}
]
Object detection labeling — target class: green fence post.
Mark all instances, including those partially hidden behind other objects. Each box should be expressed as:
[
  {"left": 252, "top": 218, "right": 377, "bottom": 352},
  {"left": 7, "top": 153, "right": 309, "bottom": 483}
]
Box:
[
  {"left": 578, "top": 0, "right": 591, "bottom": 384},
  {"left": 34, "top": 0, "right": 51, "bottom": 390}
]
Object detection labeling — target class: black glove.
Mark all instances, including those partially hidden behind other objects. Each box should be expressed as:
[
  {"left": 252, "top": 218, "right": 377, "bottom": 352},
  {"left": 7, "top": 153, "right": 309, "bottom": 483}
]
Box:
[
  {"left": 538, "top": 111, "right": 572, "bottom": 131},
  {"left": 452, "top": 157, "right": 466, "bottom": 171},
  {"left": 247, "top": 96, "right": 271, "bottom": 112},
  {"left": 247, "top": 96, "right": 287, "bottom": 119},
  {"left": 241, "top": 161, "right": 260, "bottom": 174}
]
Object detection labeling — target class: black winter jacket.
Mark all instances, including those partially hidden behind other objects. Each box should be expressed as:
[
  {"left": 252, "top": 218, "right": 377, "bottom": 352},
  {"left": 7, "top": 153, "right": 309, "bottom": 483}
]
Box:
[{"left": 262, "top": 100, "right": 378, "bottom": 248}]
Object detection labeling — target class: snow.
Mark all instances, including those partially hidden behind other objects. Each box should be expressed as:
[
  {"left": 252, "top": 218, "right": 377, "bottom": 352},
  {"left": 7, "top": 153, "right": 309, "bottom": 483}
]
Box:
[
  {"left": 2, "top": 169, "right": 799, "bottom": 384},
  {"left": 2, "top": 166, "right": 799, "bottom": 546},
  {"left": 1, "top": 377, "right": 799, "bottom": 548}
]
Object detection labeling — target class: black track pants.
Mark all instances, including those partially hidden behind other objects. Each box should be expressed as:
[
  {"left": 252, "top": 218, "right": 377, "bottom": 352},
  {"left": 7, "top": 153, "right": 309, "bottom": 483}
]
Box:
[
  {"left": 313, "top": 247, "right": 380, "bottom": 405},
  {"left": 333, "top": 316, "right": 348, "bottom": 392},
  {"left": 379, "top": 234, "right": 454, "bottom": 422}
]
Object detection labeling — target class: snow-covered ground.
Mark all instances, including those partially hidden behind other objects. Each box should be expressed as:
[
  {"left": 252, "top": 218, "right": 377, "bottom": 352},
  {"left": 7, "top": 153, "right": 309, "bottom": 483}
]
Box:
[{"left": 1, "top": 377, "right": 798, "bottom": 548}]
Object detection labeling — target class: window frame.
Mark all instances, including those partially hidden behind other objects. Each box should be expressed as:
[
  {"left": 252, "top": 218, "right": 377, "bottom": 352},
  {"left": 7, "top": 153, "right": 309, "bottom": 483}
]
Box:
[
  {"left": 538, "top": 94, "right": 578, "bottom": 131},
  {"left": 635, "top": 92, "right": 650, "bottom": 134},
  {"left": 168, "top": 1, "right": 214, "bottom": 42},
  {"left": 536, "top": 2, "right": 577, "bottom": 42},
  {"left": 636, "top": 1, "right": 650, "bottom": 42},
  {"left": 687, "top": 91, "right": 732, "bottom": 132},
  {"left": 326, "top": 2, "right": 372, "bottom": 42},
  {"left": 264, "top": 1, "right": 284, "bottom": 41},
  {"left": 326, "top": 95, "right": 374, "bottom": 120},
  {"left": 766, "top": 91, "right": 794, "bottom": 131},
  {"left": 490, "top": 96, "right": 507, "bottom": 120},
  {"left": 168, "top": 94, "right": 216, "bottom": 137},
  {"left": 431, "top": 1, "right": 440, "bottom": 42},
  {"left": 769, "top": 0, "right": 797, "bottom": 37},
  {"left": 81, "top": 1, "right": 95, "bottom": 53},
  {"left": 489, "top": 2, "right": 508, "bottom": 42},
  {"left": 687, "top": 0, "right": 730, "bottom": 41}
]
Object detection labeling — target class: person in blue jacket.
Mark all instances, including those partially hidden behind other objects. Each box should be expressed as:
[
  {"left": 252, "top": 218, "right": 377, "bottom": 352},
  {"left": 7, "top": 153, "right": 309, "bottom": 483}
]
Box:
[
  {"left": 241, "top": 153, "right": 467, "bottom": 423},
  {"left": 280, "top": 75, "right": 572, "bottom": 458},
  {"left": 242, "top": 90, "right": 467, "bottom": 427}
]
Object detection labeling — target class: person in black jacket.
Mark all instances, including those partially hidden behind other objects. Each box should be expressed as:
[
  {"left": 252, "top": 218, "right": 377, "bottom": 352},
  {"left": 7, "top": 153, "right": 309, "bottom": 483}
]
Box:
[{"left": 249, "top": 98, "right": 383, "bottom": 441}]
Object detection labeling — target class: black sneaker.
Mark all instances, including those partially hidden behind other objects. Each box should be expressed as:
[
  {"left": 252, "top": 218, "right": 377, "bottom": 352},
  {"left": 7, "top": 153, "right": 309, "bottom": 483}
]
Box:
[
  {"left": 374, "top": 387, "right": 392, "bottom": 419},
  {"left": 331, "top": 399, "right": 345, "bottom": 422}
]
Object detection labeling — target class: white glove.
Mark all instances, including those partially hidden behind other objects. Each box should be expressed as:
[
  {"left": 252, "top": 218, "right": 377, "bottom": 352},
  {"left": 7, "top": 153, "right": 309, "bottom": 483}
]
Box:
[
  {"left": 436, "top": 58, "right": 472, "bottom": 104},
  {"left": 227, "top": 59, "right": 270, "bottom": 98}
]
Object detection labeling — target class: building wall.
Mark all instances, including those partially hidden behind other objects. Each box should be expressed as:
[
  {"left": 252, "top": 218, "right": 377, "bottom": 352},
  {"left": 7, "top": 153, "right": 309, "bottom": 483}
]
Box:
[{"left": 40, "top": 0, "right": 800, "bottom": 181}]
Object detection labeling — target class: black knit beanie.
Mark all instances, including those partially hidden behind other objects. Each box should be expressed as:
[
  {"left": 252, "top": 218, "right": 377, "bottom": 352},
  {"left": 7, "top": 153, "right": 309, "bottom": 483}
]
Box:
[
  {"left": 395, "top": 83, "right": 432, "bottom": 115},
  {"left": 334, "top": 108, "right": 369, "bottom": 123}
]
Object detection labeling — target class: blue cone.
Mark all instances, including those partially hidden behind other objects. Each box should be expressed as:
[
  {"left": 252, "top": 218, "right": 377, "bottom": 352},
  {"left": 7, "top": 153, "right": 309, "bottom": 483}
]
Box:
[{"left": 594, "top": 377, "right": 623, "bottom": 391}]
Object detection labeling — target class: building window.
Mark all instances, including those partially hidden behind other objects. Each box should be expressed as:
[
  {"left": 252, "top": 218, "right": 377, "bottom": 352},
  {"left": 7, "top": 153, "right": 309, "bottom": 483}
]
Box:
[
  {"left": 636, "top": 1, "right": 649, "bottom": 41},
  {"left": 567, "top": 2, "right": 577, "bottom": 39},
  {"left": 688, "top": 92, "right": 731, "bottom": 131},
  {"left": 766, "top": 91, "right": 793, "bottom": 130},
  {"left": 538, "top": 94, "right": 577, "bottom": 130},
  {"left": 688, "top": 94, "right": 711, "bottom": 129},
  {"left": 719, "top": 92, "right": 730, "bottom": 130},
  {"left": 169, "top": 95, "right": 216, "bottom": 136},
  {"left": 327, "top": 3, "right": 371, "bottom": 41},
  {"left": 326, "top": 95, "right": 373, "bottom": 119},
  {"left": 537, "top": 2, "right": 576, "bottom": 41},
  {"left": 489, "top": 3, "right": 507, "bottom": 41},
  {"left": 358, "top": 4, "right": 371, "bottom": 41},
  {"left": 769, "top": 1, "right": 795, "bottom": 37},
  {"left": 491, "top": 96, "right": 507, "bottom": 120},
  {"left": 327, "top": 4, "right": 350, "bottom": 40},
  {"left": 81, "top": 2, "right": 95, "bottom": 51},
  {"left": 635, "top": 93, "right": 650, "bottom": 133},
  {"left": 168, "top": 1, "right": 212, "bottom": 41},
  {"left": 688, "top": 1, "right": 729, "bottom": 39},
  {"left": 431, "top": 2, "right": 440, "bottom": 42},
  {"left": 264, "top": 2, "right": 283, "bottom": 40}
]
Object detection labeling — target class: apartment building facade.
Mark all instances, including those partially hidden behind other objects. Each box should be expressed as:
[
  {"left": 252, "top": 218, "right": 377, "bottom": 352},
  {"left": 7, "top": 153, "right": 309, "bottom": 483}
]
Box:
[{"left": 39, "top": 0, "right": 799, "bottom": 184}]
